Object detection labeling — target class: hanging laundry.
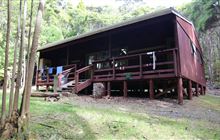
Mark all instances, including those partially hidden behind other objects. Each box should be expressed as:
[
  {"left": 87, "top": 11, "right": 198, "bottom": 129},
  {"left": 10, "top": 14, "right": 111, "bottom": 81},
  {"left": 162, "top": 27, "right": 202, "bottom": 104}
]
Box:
[
  {"left": 56, "top": 66, "right": 63, "bottom": 75},
  {"left": 152, "top": 52, "right": 156, "bottom": 70},
  {"left": 146, "top": 51, "right": 156, "bottom": 70},
  {"left": 48, "top": 67, "right": 53, "bottom": 74},
  {"left": 58, "top": 73, "right": 63, "bottom": 87}
]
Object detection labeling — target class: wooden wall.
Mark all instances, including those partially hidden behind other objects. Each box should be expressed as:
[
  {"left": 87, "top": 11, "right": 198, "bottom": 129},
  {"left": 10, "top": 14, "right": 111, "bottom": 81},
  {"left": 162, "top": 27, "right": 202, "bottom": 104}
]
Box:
[{"left": 176, "top": 17, "right": 206, "bottom": 86}]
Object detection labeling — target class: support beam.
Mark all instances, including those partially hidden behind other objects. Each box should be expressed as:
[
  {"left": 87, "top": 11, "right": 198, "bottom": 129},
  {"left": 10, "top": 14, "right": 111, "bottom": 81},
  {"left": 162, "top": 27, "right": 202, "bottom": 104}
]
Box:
[
  {"left": 46, "top": 86, "right": 49, "bottom": 92},
  {"left": 149, "top": 79, "right": 154, "bottom": 99},
  {"left": 123, "top": 81, "right": 127, "bottom": 97},
  {"left": 139, "top": 55, "right": 142, "bottom": 78},
  {"left": 187, "top": 80, "right": 192, "bottom": 100},
  {"left": 177, "top": 77, "right": 183, "bottom": 105},
  {"left": 195, "top": 83, "right": 199, "bottom": 96},
  {"left": 108, "top": 33, "right": 112, "bottom": 58},
  {"left": 203, "top": 87, "right": 206, "bottom": 95},
  {"left": 201, "top": 85, "right": 204, "bottom": 95},
  {"left": 104, "top": 82, "right": 107, "bottom": 96},
  {"left": 36, "top": 85, "right": 39, "bottom": 91},
  {"left": 107, "top": 82, "right": 111, "bottom": 96}
]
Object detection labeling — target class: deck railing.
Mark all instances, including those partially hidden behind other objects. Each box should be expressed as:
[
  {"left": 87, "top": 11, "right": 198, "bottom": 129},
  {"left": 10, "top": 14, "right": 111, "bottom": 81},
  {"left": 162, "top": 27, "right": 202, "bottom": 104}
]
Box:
[
  {"left": 92, "top": 48, "right": 177, "bottom": 81},
  {"left": 36, "top": 64, "right": 77, "bottom": 90}
]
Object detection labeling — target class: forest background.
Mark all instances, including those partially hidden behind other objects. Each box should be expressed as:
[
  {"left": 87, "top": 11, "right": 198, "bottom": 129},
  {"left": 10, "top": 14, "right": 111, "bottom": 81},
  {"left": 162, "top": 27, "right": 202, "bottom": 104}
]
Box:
[{"left": 0, "top": 0, "right": 219, "bottom": 88}]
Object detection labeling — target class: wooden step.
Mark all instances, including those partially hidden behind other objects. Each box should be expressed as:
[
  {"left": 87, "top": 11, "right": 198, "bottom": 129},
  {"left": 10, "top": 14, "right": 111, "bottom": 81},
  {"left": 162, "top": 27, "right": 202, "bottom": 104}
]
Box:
[
  {"left": 62, "top": 90, "right": 73, "bottom": 93},
  {"left": 68, "top": 77, "right": 75, "bottom": 80}
]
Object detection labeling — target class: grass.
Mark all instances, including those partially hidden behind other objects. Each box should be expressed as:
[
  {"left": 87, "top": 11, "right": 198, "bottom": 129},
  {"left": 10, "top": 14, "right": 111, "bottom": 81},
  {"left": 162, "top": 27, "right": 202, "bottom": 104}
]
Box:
[
  {"left": 0, "top": 92, "right": 220, "bottom": 139},
  {"left": 29, "top": 96, "right": 220, "bottom": 140},
  {"left": 198, "top": 95, "right": 220, "bottom": 111}
]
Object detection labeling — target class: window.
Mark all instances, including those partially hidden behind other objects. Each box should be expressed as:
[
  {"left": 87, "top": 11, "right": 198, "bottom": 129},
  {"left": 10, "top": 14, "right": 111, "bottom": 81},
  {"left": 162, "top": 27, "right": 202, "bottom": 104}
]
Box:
[{"left": 191, "top": 41, "right": 196, "bottom": 55}]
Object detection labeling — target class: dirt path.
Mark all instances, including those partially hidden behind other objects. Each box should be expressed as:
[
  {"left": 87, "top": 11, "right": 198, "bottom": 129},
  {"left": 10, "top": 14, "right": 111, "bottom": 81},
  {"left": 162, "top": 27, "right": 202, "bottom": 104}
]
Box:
[
  {"left": 207, "top": 88, "right": 220, "bottom": 96},
  {"left": 60, "top": 94, "right": 220, "bottom": 124}
]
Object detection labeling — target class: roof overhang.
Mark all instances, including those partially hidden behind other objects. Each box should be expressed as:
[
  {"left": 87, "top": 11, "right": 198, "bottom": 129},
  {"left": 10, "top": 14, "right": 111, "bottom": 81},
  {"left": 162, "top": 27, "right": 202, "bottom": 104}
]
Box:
[{"left": 38, "top": 7, "right": 193, "bottom": 52}]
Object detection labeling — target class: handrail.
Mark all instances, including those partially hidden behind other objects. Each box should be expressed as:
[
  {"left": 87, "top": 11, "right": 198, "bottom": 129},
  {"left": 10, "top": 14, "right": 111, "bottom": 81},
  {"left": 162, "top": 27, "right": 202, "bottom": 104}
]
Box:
[
  {"left": 75, "top": 65, "right": 93, "bottom": 93},
  {"left": 75, "top": 65, "right": 93, "bottom": 74},
  {"left": 37, "top": 64, "right": 77, "bottom": 72},
  {"left": 92, "top": 48, "right": 177, "bottom": 81},
  {"left": 112, "top": 48, "right": 176, "bottom": 61},
  {"left": 100, "top": 48, "right": 175, "bottom": 62},
  {"left": 92, "top": 48, "right": 177, "bottom": 64}
]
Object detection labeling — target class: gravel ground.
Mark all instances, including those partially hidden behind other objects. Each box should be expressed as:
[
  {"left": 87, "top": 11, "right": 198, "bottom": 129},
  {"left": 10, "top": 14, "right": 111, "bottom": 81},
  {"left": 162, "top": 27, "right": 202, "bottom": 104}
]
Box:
[
  {"left": 60, "top": 93, "right": 220, "bottom": 124},
  {"left": 207, "top": 88, "right": 220, "bottom": 96}
]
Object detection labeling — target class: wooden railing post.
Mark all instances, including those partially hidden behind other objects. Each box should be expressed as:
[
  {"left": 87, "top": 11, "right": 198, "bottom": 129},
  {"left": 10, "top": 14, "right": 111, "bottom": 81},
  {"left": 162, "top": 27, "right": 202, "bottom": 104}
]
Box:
[
  {"left": 173, "top": 49, "right": 177, "bottom": 76},
  {"left": 90, "top": 65, "right": 94, "bottom": 80},
  {"left": 75, "top": 72, "right": 79, "bottom": 93},
  {"left": 35, "top": 70, "right": 39, "bottom": 91},
  {"left": 177, "top": 77, "right": 183, "bottom": 105},
  {"left": 46, "top": 69, "right": 49, "bottom": 92},
  {"left": 112, "top": 58, "right": 115, "bottom": 79},
  {"left": 139, "top": 54, "right": 142, "bottom": 78}
]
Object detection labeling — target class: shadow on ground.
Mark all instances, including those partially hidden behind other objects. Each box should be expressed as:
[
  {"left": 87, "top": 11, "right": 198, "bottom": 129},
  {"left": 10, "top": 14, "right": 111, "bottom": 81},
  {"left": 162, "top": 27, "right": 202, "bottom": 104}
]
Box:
[{"left": 30, "top": 110, "right": 96, "bottom": 140}]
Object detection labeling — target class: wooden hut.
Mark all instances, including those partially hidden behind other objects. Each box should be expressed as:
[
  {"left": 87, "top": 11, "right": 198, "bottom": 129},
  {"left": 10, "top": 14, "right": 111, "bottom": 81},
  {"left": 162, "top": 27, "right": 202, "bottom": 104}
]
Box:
[{"left": 36, "top": 8, "right": 206, "bottom": 104}]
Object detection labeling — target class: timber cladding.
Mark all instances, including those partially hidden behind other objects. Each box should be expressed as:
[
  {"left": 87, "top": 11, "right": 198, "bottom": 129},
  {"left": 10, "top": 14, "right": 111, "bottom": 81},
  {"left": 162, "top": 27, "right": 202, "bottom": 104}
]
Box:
[{"left": 176, "top": 17, "right": 206, "bottom": 86}]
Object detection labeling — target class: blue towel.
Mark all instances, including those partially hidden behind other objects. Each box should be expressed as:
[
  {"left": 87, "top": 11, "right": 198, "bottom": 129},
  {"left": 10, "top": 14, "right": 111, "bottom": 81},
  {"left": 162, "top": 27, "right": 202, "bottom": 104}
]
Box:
[
  {"left": 48, "top": 67, "right": 53, "bottom": 74},
  {"left": 56, "top": 66, "right": 63, "bottom": 75}
]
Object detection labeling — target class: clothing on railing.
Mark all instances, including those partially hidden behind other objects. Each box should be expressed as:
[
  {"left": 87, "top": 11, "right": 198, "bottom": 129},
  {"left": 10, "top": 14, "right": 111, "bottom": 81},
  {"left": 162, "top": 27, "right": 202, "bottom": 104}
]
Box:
[
  {"left": 40, "top": 69, "right": 47, "bottom": 80},
  {"left": 58, "top": 68, "right": 72, "bottom": 87},
  {"left": 152, "top": 52, "right": 156, "bottom": 70},
  {"left": 147, "top": 51, "right": 157, "bottom": 70},
  {"left": 56, "top": 66, "right": 63, "bottom": 75},
  {"left": 48, "top": 67, "right": 53, "bottom": 74}
]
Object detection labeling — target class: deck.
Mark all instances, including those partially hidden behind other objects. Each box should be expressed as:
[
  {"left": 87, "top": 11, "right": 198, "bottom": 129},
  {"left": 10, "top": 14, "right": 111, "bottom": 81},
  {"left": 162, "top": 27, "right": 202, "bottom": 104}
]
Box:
[
  {"left": 36, "top": 48, "right": 178, "bottom": 94},
  {"left": 92, "top": 48, "right": 177, "bottom": 82}
]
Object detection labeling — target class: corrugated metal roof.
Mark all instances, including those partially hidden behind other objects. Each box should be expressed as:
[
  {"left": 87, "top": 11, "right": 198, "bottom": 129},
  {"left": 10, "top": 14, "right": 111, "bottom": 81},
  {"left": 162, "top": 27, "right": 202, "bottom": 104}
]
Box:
[{"left": 38, "top": 7, "right": 192, "bottom": 51}]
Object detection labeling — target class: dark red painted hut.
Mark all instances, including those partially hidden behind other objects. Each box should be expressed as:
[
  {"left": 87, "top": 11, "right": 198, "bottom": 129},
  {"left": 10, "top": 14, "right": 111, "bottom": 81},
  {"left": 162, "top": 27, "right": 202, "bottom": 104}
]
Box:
[{"left": 36, "top": 8, "right": 206, "bottom": 104}]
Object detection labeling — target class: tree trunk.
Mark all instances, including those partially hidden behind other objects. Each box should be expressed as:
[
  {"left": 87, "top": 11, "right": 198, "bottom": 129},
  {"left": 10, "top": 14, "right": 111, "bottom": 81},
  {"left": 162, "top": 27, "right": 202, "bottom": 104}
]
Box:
[
  {"left": 206, "top": 33, "right": 214, "bottom": 82},
  {"left": 8, "top": 0, "right": 22, "bottom": 118},
  {"left": 21, "top": 0, "right": 34, "bottom": 110},
  {"left": 25, "top": 0, "right": 34, "bottom": 78},
  {"left": 216, "top": 31, "right": 220, "bottom": 60},
  {"left": 13, "top": 0, "right": 27, "bottom": 111},
  {"left": 1, "top": 0, "right": 11, "bottom": 125},
  {"left": 20, "top": 0, "right": 45, "bottom": 118}
]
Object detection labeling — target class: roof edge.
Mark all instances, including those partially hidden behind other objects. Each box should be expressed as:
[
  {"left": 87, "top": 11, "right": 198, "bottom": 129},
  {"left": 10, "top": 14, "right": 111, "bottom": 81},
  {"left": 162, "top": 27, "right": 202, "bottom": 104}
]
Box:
[{"left": 38, "top": 7, "right": 193, "bottom": 52}]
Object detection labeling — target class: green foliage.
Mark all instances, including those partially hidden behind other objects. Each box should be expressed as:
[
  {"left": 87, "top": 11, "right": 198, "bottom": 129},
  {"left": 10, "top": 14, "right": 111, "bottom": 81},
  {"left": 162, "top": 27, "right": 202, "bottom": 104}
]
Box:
[
  {"left": 179, "top": 0, "right": 220, "bottom": 85},
  {"left": 214, "top": 60, "right": 220, "bottom": 82},
  {"left": 40, "top": 0, "right": 154, "bottom": 44},
  {"left": 0, "top": 0, "right": 161, "bottom": 80},
  {"left": 1, "top": 0, "right": 156, "bottom": 80},
  {"left": 41, "top": 25, "right": 64, "bottom": 45},
  {"left": 180, "top": 0, "right": 219, "bottom": 31}
]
